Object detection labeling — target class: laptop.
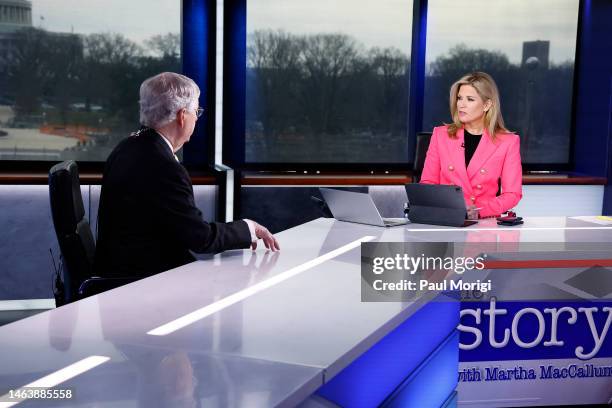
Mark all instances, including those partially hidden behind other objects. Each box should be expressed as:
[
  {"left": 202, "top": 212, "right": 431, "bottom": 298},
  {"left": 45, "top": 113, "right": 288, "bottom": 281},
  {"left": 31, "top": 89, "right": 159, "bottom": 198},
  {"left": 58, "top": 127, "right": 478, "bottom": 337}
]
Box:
[
  {"left": 404, "top": 184, "right": 478, "bottom": 227},
  {"left": 319, "top": 188, "right": 408, "bottom": 227}
]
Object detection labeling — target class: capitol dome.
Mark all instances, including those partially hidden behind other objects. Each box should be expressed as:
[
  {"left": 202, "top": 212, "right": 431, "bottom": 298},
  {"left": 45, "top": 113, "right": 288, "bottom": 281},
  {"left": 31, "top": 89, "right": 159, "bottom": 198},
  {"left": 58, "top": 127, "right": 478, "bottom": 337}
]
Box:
[{"left": 0, "top": 0, "right": 32, "bottom": 32}]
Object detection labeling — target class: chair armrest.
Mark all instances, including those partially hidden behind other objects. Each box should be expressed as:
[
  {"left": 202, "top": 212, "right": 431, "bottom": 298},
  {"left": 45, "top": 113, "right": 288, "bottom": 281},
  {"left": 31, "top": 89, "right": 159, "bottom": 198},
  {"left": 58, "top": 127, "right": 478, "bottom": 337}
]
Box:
[{"left": 78, "top": 276, "right": 140, "bottom": 299}]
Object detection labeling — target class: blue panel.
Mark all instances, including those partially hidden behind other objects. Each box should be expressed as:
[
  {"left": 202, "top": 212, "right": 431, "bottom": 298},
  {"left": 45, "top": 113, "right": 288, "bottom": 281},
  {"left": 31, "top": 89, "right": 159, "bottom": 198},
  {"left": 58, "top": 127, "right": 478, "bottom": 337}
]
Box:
[
  {"left": 183, "top": 0, "right": 208, "bottom": 89},
  {"left": 183, "top": 0, "right": 213, "bottom": 165},
  {"left": 316, "top": 297, "right": 459, "bottom": 408},
  {"left": 574, "top": 0, "right": 612, "bottom": 179},
  {"left": 408, "top": 0, "right": 428, "bottom": 161},
  {"left": 384, "top": 331, "right": 459, "bottom": 408},
  {"left": 222, "top": 0, "right": 247, "bottom": 166}
]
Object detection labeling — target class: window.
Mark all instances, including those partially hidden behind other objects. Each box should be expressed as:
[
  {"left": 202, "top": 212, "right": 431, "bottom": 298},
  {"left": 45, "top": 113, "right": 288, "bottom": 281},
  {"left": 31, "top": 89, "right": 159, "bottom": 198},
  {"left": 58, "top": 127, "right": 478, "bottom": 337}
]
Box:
[
  {"left": 244, "top": 0, "right": 414, "bottom": 163},
  {"left": 423, "top": 0, "right": 580, "bottom": 165},
  {"left": 0, "top": 0, "right": 180, "bottom": 161}
]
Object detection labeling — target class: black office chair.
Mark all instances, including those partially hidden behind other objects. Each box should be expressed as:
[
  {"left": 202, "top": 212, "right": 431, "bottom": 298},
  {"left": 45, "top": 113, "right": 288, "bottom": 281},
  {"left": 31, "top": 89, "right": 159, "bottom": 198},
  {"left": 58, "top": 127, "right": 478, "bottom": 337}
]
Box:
[
  {"left": 78, "top": 276, "right": 138, "bottom": 298},
  {"left": 413, "top": 132, "right": 432, "bottom": 182},
  {"left": 49, "top": 160, "right": 96, "bottom": 306},
  {"left": 49, "top": 161, "right": 135, "bottom": 306}
]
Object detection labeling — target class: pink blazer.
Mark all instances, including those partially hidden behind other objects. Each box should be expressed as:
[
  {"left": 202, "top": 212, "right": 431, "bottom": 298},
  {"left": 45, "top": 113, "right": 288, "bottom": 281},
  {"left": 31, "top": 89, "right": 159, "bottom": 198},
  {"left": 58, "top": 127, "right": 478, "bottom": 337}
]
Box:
[{"left": 420, "top": 125, "right": 522, "bottom": 217}]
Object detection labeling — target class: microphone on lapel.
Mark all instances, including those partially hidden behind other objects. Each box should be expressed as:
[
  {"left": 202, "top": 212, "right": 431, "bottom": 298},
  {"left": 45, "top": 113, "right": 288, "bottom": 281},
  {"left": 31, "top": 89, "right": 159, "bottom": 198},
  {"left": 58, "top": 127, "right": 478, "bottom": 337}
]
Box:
[
  {"left": 461, "top": 142, "right": 465, "bottom": 148},
  {"left": 130, "top": 126, "right": 149, "bottom": 137}
]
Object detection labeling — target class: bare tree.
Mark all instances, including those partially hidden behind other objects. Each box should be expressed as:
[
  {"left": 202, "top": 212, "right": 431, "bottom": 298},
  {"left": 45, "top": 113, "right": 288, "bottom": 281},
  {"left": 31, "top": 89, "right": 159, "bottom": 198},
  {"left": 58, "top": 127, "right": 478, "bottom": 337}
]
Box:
[
  {"left": 84, "top": 33, "right": 141, "bottom": 65},
  {"left": 369, "top": 47, "right": 410, "bottom": 134},
  {"left": 46, "top": 33, "right": 84, "bottom": 124},
  {"left": 82, "top": 33, "right": 141, "bottom": 116},
  {"left": 246, "top": 32, "right": 412, "bottom": 161},
  {"left": 5, "top": 28, "right": 50, "bottom": 115},
  {"left": 145, "top": 33, "right": 180, "bottom": 58},
  {"left": 300, "top": 33, "right": 359, "bottom": 137},
  {"left": 247, "top": 30, "right": 302, "bottom": 154},
  {"left": 429, "top": 44, "right": 512, "bottom": 77}
]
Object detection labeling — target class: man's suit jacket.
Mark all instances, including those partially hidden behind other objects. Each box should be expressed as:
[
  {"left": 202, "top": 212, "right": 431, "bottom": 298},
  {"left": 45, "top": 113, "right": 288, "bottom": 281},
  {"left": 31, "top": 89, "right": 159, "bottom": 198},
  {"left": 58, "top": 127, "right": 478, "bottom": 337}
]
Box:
[
  {"left": 94, "top": 128, "right": 251, "bottom": 278},
  {"left": 420, "top": 125, "right": 522, "bottom": 217}
]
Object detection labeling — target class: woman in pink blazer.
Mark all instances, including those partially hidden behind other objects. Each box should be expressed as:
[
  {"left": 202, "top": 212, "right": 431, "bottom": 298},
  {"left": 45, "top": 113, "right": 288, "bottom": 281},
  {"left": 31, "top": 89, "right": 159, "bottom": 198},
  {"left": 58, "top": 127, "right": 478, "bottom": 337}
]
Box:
[{"left": 420, "top": 72, "right": 522, "bottom": 218}]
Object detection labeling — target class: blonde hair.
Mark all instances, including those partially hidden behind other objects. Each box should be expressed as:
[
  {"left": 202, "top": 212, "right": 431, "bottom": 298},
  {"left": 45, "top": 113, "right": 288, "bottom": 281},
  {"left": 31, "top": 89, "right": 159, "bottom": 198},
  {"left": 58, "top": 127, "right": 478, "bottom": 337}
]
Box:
[{"left": 447, "top": 72, "right": 511, "bottom": 140}]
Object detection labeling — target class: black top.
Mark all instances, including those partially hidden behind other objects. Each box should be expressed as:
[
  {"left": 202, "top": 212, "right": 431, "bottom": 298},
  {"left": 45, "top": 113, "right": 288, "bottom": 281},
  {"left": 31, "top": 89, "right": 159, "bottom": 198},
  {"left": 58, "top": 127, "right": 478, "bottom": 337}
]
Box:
[
  {"left": 464, "top": 129, "right": 482, "bottom": 167},
  {"left": 94, "top": 127, "right": 251, "bottom": 278}
]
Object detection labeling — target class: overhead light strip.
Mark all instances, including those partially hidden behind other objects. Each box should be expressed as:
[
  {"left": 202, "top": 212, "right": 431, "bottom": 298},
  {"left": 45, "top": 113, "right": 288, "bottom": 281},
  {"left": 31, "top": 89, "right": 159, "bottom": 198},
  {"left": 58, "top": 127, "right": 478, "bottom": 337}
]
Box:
[
  {"left": 148, "top": 236, "right": 376, "bottom": 336},
  {"left": 0, "top": 356, "right": 110, "bottom": 408}
]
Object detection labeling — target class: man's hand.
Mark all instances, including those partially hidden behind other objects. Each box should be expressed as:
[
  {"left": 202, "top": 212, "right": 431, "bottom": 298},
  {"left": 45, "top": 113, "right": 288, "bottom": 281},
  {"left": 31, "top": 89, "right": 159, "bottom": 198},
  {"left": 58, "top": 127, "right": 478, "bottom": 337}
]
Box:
[{"left": 251, "top": 221, "right": 280, "bottom": 251}]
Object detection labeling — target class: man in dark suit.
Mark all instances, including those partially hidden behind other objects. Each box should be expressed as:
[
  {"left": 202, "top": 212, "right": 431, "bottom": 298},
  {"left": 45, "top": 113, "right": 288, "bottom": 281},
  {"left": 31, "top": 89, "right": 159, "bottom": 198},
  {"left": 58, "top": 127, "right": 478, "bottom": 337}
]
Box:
[{"left": 95, "top": 72, "right": 279, "bottom": 278}]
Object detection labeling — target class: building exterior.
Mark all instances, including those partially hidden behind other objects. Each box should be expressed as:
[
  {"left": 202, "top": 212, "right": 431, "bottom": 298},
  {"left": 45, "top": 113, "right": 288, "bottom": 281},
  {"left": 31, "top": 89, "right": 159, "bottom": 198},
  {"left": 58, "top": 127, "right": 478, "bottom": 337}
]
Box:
[
  {"left": 521, "top": 40, "right": 550, "bottom": 70},
  {"left": 0, "top": 0, "right": 32, "bottom": 53},
  {"left": 0, "top": 0, "right": 32, "bottom": 101},
  {"left": 0, "top": 0, "right": 31, "bottom": 26}
]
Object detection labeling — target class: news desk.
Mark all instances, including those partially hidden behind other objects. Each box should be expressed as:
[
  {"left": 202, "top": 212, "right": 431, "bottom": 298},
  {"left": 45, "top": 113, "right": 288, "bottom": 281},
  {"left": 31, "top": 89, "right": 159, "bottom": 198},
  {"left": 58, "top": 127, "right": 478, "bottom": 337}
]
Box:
[{"left": 1, "top": 217, "right": 611, "bottom": 408}]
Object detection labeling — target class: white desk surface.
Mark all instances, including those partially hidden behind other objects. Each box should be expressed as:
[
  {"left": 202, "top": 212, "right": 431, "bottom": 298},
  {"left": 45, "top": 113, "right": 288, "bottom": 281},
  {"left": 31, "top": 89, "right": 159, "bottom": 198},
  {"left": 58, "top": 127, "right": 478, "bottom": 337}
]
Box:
[{"left": 1, "top": 217, "right": 611, "bottom": 407}]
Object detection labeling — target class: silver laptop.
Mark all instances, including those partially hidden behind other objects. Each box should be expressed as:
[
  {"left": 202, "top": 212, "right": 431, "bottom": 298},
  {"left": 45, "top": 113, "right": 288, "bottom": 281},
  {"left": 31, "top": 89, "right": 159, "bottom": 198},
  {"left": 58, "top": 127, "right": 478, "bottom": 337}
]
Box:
[{"left": 319, "top": 188, "right": 408, "bottom": 227}]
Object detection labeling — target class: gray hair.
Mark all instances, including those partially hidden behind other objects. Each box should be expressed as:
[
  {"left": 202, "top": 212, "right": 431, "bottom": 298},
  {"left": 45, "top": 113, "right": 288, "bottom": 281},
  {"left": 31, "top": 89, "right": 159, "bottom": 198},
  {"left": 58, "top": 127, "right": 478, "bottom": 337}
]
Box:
[{"left": 139, "top": 72, "right": 200, "bottom": 128}]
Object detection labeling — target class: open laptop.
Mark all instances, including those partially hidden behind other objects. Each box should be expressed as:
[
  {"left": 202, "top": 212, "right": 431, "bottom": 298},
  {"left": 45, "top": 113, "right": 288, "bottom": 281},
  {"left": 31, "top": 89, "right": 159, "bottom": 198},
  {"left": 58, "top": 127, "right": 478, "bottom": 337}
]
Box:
[
  {"left": 319, "top": 188, "right": 408, "bottom": 227},
  {"left": 404, "top": 184, "right": 478, "bottom": 227}
]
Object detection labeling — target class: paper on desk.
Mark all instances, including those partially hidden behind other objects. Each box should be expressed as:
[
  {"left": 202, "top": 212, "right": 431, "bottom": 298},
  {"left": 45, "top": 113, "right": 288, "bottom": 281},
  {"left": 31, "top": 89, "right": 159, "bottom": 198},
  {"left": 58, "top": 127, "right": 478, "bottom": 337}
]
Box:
[{"left": 570, "top": 215, "right": 612, "bottom": 225}]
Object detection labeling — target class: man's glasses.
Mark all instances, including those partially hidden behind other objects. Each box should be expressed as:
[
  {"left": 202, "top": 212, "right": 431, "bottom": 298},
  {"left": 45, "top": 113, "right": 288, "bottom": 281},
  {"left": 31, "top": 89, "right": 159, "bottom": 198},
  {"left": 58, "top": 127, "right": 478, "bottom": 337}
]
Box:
[{"left": 195, "top": 107, "right": 204, "bottom": 118}]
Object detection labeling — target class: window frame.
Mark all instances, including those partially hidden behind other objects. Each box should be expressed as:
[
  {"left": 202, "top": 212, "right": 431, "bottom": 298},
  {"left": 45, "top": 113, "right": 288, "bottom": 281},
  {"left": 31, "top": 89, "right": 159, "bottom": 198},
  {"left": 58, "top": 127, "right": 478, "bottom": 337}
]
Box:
[
  {"left": 222, "top": 0, "right": 422, "bottom": 172},
  {"left": 0, "top": 0, "right": 588, "bottom": 174},
  {"left": 0, "top": 0, "right": 220, "bottom": 173},
  {"left": 223, "top": 0, "right": 584, "bottom": 172},
  {"left": 420, "top": 0, "right": 583, "bottom": 172}
]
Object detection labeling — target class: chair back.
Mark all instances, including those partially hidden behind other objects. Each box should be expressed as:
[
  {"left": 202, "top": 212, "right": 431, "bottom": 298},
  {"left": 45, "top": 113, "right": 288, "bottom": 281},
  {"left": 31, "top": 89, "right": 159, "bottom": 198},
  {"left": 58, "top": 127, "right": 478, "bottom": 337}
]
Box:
[
  {"left": 413, "top": 132, "right": 432, "bottom": 182},
  {"left": 79, "top": 276, "right": 139, "bottom": 299},
  {"left": 49, "top": 160, "right": 95, "bottom": 306}
]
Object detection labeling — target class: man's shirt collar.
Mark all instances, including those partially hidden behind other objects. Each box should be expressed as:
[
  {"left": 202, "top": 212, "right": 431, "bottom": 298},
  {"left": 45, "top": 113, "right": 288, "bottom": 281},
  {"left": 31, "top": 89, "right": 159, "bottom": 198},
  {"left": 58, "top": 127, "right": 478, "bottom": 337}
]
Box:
[{"left": 156, "top": 131, "right": 179, "bottom": 162}]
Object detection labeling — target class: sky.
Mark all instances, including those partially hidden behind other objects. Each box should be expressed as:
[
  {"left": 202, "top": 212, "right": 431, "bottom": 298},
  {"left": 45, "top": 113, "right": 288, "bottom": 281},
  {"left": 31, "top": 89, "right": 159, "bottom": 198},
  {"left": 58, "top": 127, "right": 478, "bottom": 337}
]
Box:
[
  {"left": 30, "top": 0, "right": 580, "bottom": 64},
  {"left": 248, "top": 0, "right": 580, "bottom": 64},
  {"left": 424, "top": 0, "right": 580, "bottom": 64},
  {"left": 31, "top": 0, "right": 180, "bottom": 45}
]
